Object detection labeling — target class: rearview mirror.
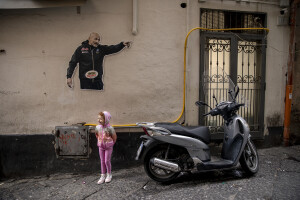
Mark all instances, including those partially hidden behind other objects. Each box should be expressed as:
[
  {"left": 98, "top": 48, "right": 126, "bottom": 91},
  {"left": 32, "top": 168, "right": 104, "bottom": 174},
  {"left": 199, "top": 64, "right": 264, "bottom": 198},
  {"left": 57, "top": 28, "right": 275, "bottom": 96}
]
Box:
[
  {"left": 195, "top": 101, "right": 212, "bottom": 109},
  {"left": 234, "top": 86, "right": 240, "bottom": 99}
]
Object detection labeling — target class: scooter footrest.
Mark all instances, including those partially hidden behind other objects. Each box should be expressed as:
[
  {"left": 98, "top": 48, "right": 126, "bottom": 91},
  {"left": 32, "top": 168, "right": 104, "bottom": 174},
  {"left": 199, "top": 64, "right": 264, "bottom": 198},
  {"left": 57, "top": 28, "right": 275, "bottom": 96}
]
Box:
[{"left": 197, "top": 159, "right": 234, "bottom": 171}]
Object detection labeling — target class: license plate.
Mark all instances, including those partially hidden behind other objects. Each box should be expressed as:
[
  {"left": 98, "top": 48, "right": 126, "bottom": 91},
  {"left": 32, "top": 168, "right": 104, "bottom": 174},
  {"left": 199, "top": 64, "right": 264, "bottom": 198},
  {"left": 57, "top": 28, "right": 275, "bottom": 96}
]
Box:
[{"left": 136, "top": 142, "right": 144, "bottom": 160}]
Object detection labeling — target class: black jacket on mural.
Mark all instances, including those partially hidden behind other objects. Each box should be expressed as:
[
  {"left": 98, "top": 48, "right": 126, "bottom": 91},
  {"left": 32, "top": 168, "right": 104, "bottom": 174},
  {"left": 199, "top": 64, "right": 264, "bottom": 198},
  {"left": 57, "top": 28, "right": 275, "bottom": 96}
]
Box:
[{"left": 67, "top": 40, "right": 125, "bottom": 80}]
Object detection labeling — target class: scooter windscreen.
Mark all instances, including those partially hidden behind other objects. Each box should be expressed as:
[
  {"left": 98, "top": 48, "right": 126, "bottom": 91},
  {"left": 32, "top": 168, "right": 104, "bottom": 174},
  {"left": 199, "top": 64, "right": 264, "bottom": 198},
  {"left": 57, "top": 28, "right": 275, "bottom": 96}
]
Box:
[{"left": 202, "top": 66, "right": 249, "bottom": 108}]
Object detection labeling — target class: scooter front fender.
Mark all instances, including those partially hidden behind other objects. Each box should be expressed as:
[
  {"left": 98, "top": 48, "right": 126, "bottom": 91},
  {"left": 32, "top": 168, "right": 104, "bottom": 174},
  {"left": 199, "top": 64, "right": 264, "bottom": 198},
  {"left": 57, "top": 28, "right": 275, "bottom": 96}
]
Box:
[{"left": 222, "top": 115, "right": 250, "bottom": 165}]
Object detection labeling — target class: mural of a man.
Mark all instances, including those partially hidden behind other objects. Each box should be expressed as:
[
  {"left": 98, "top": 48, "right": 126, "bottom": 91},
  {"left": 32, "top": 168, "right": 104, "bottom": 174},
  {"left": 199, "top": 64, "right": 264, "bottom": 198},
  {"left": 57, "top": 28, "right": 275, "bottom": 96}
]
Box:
[{"left": 67, "top": 32, "right": 131, "bottom": 90}]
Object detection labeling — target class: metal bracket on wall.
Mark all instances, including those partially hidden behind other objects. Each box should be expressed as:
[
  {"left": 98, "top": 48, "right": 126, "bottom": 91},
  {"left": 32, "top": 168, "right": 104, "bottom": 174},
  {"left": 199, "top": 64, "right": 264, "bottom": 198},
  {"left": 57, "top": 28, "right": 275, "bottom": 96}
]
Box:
[{"left": 53, "top": 125, "right": 90, "bottom": 159}]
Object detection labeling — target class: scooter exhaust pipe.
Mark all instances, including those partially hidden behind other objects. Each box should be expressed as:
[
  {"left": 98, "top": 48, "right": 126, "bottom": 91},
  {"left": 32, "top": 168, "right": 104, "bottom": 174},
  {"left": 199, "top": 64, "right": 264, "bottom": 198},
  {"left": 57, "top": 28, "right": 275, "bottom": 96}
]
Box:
[{"left": 150, "top": 158, "right": 180, "bottom": 172}]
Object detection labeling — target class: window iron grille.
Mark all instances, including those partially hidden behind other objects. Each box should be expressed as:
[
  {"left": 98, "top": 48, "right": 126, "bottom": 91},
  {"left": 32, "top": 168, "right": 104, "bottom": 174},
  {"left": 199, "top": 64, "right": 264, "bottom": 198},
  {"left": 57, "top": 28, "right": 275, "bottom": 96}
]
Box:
[{"left": 200, "top": 9, "right": 267, "bottom": 34}]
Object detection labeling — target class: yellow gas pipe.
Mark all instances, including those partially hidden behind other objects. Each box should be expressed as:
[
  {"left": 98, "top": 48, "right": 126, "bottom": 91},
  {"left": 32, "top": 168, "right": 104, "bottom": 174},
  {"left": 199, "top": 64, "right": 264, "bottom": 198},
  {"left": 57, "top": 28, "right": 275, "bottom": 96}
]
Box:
[{"left": 85, "top": 27, "right": 269, "bottom": 128}]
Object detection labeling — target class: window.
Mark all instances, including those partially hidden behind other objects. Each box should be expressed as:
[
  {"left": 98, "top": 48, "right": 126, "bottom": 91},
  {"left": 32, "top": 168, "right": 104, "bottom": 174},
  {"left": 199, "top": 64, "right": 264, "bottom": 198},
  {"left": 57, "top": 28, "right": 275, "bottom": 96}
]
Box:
[{"left": 200, "top": 9, "right": 266, "bottom": 34}]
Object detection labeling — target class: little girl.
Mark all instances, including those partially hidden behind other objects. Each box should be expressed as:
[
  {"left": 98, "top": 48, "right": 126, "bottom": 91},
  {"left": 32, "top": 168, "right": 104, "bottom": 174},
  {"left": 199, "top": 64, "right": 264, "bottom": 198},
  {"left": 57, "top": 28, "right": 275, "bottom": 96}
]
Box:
[{"left": 95, "top": 111, "right": 117, "bottom": 184}]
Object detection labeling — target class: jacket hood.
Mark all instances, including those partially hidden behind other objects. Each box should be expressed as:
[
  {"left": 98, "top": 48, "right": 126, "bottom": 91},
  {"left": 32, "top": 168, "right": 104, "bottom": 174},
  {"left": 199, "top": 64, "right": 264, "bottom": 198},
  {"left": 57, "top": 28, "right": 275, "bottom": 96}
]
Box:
[
  {"left": 103, "top": 111, "right": 112, "bottom": 127},
  {"left": 82, "top": 40, "right": 100, "bottom": 48},
  {"left": 82, "top": 40, "right": 89, "bottom": 45}
]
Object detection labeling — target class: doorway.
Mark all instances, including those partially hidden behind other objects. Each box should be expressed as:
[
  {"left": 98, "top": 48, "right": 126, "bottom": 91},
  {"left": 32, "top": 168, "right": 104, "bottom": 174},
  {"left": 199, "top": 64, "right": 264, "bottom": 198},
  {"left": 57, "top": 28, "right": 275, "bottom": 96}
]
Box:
[{"left": 199, "top": 9, "right": 267, "bottom": 138}]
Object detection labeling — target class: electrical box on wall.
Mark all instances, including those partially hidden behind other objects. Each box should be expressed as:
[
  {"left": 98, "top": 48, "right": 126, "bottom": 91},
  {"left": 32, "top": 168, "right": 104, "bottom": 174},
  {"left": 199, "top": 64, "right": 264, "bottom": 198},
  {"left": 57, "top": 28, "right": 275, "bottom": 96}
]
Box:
[
  {"left": 280, "top": 0, "right": 289, "bottom": 7},
  {"left": 277, "top": 15, "right": 289, "bottom": 26},
  {"left": 53, "top": 125, "right": 90, "bottom": 158}
]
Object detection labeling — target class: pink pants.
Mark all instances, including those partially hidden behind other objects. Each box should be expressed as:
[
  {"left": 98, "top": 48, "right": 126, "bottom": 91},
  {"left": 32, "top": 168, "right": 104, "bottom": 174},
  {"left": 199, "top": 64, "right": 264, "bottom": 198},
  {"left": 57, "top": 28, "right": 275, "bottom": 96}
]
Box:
[{"left": 98, "top": 141, "right": 114, "bottom": 174}]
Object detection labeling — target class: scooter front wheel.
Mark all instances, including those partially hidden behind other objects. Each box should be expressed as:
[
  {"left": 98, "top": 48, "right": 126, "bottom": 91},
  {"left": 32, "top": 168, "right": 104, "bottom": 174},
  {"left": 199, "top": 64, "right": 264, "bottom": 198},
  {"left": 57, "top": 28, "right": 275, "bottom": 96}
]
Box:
[
  {"left": 144, "top": 145, "right": 180, "bottom": 183},
  {"left": 240, "top": 138, "right": 259, "bottom": 175}
]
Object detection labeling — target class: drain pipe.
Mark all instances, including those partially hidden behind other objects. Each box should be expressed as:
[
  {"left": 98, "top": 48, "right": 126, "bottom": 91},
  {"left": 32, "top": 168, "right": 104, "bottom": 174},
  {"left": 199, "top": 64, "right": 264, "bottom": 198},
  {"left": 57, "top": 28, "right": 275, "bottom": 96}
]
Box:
[
  {"left": 283, "top": 0, "right": 299, "bottom": 146},
  {"left": 132, "top": 0, "right": 138, "bottom": 35}
]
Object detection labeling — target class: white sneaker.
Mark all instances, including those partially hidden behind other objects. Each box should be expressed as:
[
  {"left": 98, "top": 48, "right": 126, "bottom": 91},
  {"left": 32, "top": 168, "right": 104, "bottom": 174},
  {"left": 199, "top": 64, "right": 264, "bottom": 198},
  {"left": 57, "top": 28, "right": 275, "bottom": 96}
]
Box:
[
  {"left": 97, "top": 174, "right": 106, "bottom": 184},
  {"left": 105, "top": 173, "right": 112, "bottom": 183}
]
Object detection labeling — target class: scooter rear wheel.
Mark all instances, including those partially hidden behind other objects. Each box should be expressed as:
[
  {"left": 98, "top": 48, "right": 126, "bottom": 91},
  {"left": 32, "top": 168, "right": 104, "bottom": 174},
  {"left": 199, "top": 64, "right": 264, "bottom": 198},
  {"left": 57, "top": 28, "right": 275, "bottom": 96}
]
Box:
[
  {"left": 144, "top": 145, "right": 180, "bottom": 183},
  {"left": 240, "top": 138, "right": 259, "bottom": 175}
]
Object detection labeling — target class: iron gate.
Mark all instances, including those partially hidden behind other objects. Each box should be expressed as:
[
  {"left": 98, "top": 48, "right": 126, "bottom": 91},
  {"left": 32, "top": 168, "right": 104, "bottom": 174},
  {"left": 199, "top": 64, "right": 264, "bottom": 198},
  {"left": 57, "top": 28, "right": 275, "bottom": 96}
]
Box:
[{"left": 199, "top": 33, "right": 266, "bottom": 138}]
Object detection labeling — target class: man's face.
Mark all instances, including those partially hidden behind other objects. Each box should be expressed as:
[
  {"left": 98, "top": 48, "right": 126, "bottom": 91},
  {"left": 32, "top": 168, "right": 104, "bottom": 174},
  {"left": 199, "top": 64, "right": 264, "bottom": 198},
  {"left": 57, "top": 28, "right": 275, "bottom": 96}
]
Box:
[{"left": 89, "top": 33, "right": 100, "bottom": 47}]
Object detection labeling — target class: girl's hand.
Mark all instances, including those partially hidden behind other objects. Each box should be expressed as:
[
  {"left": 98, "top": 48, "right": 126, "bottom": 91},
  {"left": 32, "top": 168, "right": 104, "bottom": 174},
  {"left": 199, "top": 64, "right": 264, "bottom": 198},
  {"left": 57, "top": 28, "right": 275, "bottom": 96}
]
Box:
[
  {"left": 112, "top": 133, "right": 117, "bottom": 144},
  {"left": 104, "top": 132, "right": 110, "bottom": 137}
]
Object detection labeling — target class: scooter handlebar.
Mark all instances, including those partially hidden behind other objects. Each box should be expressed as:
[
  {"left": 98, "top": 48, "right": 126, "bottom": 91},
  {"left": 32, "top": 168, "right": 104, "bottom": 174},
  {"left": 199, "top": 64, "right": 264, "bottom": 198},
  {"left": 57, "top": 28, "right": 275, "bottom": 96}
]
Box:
[
  {"left": 203, "top": 108, "right": 219, "bottom": 117},
  {"left": 228, "top": 103, "right": 245, "bottom": 112},
  {"left": 201, "top": 102, "right": 244, "bottom": 117}
]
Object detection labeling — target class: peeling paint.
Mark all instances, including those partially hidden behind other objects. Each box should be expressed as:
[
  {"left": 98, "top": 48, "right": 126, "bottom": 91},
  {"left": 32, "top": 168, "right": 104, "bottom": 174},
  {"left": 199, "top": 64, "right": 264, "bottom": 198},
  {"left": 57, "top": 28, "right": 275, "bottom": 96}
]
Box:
[
  {"left": 0, "top": 90, "right": 20, "bottom": 95},
  {"left": 266, "top": 112, "right": 282, "bottom": 127},
  {"left": 291, "top": 109, "right": 300, "bottom": 122}
]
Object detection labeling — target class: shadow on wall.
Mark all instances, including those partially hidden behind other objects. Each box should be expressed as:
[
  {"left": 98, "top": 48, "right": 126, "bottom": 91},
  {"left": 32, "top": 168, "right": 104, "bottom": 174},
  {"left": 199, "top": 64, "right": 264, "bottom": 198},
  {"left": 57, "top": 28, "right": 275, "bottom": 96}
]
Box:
[
  {"left": 291, "top": 109, "right": 300, "bottom": 145},
  {"left": 0, "top": 122, "right": 295, "bottom": 179},
  {"left": 0, "top": 132, "right": 144, "bottom": 179},
  {"left": 260, "top": 112, "right": 284, "bottom": 148}
]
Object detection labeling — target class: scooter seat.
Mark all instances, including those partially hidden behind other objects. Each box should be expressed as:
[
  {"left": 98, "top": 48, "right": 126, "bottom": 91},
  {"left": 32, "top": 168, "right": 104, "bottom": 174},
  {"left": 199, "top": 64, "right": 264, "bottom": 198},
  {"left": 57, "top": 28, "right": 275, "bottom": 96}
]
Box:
[{"left": 154, "top": 123, "right": 211, "bottom": 144}]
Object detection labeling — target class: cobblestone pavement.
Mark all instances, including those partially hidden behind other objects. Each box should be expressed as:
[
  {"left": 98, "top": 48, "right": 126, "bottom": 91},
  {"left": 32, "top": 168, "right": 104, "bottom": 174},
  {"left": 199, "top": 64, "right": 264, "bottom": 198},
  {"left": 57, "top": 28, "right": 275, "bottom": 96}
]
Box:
[{"left": 0, "top": 145, "right": 299, "bottom": 200}]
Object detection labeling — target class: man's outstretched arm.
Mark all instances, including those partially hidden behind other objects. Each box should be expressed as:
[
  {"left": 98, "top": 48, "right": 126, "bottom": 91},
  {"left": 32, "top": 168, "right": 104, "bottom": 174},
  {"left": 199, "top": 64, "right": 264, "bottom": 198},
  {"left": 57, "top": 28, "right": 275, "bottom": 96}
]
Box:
[
  {"left": 66, "top": 47, "right": 80, "bottom": 88},
  {"left": 102, "top": 41, "right": 131, "bottom": 55}
]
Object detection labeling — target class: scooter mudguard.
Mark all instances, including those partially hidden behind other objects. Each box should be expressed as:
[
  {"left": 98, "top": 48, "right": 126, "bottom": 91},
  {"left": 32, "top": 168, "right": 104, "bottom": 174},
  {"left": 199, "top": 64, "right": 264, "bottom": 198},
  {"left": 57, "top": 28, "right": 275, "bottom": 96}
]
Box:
[
  {"left": 137, "top": 134, "right": 211, "bottom": 163},
  {"left": 152, "top": 134, "right": 211, "bottom": 162},
  {"left": 136, "top": 135, "right": 165, "bottom": 161}
]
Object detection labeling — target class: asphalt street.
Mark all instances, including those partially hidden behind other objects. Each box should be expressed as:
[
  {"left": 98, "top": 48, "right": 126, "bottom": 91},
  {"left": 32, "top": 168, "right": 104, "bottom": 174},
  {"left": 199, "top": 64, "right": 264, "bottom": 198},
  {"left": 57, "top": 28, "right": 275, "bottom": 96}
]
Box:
[{"left": 0, "top": 145, "right": 299, "bottom": 200}]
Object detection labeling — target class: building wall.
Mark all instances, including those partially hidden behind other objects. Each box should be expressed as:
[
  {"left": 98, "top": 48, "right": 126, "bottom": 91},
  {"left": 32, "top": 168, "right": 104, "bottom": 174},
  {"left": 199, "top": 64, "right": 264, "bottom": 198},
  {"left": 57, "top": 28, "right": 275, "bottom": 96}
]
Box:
[
  {"left": 290, "top": 4, "right": 300, "bottom": 144},
  {"left": 0, "top": 0, "right": 186, "bottom": 134},
  {"left": 185, "top": 1, "right": 289, "bottom": 135},
  {"left": 0, "top": 0, "right": 290, "bottom": 135}
]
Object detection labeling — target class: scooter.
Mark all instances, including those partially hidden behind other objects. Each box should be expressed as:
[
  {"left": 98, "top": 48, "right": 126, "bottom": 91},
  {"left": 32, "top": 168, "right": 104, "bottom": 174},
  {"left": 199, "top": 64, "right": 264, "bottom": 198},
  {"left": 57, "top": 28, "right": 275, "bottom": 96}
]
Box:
[{"left": 135, "top": 70, "right": 259, "bottom": 183}]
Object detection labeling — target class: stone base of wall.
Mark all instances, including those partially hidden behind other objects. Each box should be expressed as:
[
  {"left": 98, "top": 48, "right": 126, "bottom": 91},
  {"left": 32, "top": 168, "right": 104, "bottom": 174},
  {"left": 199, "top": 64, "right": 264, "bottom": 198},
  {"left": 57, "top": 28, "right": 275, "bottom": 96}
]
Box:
[
  {"left": 0, "top": 132, "right": 143, "bottom": 178},
  {"left": 291, "top": 109, "right": 300, "bottom": 145},
  {"left": 255, "top": 126, "right": 284, "bottom": 149},
  {"left": 0, "top": 126, "right": 294, "bottom": 179}
]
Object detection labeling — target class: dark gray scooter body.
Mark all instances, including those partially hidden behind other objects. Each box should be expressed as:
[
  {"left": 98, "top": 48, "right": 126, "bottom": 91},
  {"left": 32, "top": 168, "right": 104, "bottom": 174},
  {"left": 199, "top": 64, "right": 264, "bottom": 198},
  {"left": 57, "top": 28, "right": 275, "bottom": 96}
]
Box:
[
  {"left": 137, "top": 114, "right": 249, "bottom": 171},
  {"left": 136, "top": 79, "right": 259, "bottom": 182},
  {"left": 220, "top": 116, "right": 250, "bottom": 166}
]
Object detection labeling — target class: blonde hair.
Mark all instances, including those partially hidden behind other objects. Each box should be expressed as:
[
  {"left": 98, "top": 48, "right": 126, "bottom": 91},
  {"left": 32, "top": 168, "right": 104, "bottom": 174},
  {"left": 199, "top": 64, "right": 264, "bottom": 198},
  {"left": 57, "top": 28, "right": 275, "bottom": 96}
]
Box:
[
  {"left": 104, "top": 127, "right": 114, "bottom": 137},
  {"left": 99, "top": 112, "right": 105, "bottom": 124}
]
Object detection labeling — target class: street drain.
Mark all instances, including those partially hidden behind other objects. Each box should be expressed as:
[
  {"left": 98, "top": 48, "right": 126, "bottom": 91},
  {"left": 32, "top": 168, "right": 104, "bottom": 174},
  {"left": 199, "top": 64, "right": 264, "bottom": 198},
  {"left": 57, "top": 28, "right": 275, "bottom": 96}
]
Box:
[{"left": 287, "top": 156, "right": 300, "bottom": 162}]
